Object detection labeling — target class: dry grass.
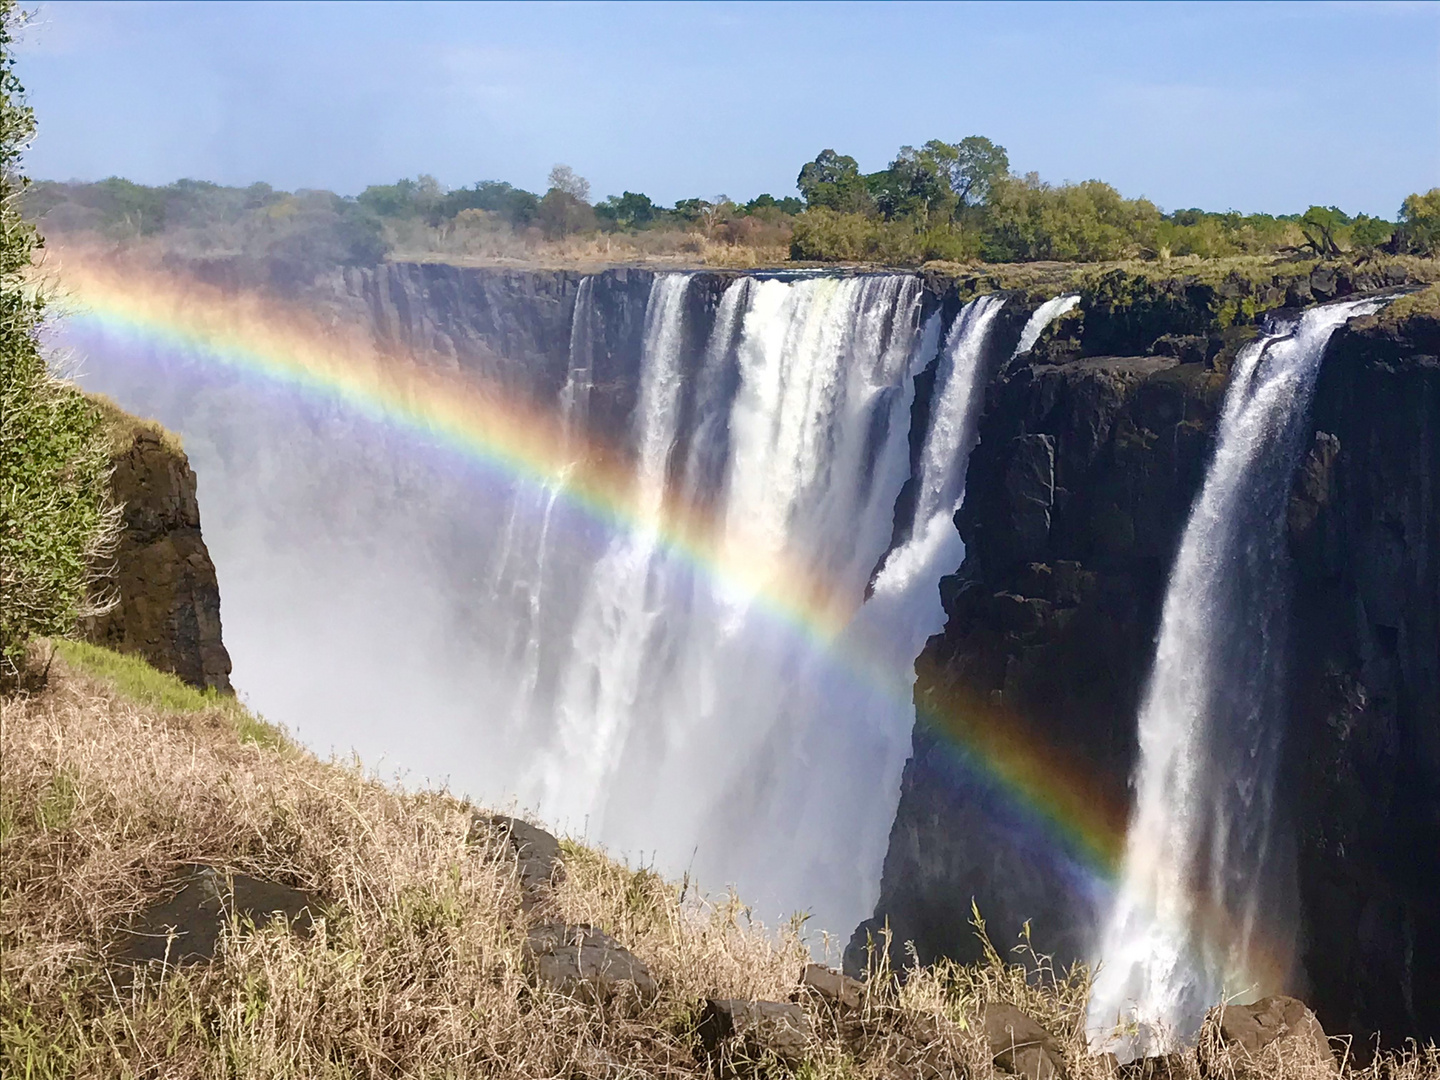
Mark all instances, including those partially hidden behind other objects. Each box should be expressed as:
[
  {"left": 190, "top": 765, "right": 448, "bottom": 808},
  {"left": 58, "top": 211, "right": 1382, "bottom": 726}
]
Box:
[
  {"left": 3, "top": 646, "right": 1437, "bottom": 1079},
  {"left": 386, "top": 219, "right": 791, "bottom": 272}
]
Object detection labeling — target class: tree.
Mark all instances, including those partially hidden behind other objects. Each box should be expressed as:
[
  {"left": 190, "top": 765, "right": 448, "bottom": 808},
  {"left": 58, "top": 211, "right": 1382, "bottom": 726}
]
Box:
[
  {"left": 870, "top": 144, "right": 954, "bottom": 223},
  {"left": 1299, "top": 205, "right": 1346, "bottom": 258},
  {"left": 948, "top": 135, "right": 1009, "bottom": 208},
  {"left": 0, "top": 1, "right": 117, "bottom": 685},
  {"left": 595, "top": 190, "right": 656, "bottom": 228},
  {"left": 1348, "top": 214, "right": 1393, "bottom": 257},
  {"left": 547, "top": 164, "right": 590, "bottom": 204},
  {"left": 745, "top": 193, "right": 803, "bottom": 216},
  {"left": 796, "top": 150, "right": 872, "bottom": 213},
  {"left": 1398, "top": 189, "right": 1440, "bottom": 256}
]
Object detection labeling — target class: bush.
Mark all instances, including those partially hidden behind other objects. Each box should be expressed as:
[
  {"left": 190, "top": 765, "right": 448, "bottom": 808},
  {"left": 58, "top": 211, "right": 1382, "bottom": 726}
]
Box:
[
  {"left": 983, "top": 175, "right": 1160, "bottom": 262},
  {"left": 789, "top": 208, "right": 979, "bottom": 265},
  {"left": 0, "top": 2, "right": 117, "bottom": 686},
  {"left": 1398, "top": 188, "right": 1440, "bottom": 257}
]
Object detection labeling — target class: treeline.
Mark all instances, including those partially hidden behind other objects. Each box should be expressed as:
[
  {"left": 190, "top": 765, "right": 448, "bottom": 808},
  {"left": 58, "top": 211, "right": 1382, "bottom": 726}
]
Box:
[
  {"left": 26, "top": 144, "right": 1440, "bottom": 270},
  {"left": 787, "top": 139, "right": 1440, "bottom": 263}
]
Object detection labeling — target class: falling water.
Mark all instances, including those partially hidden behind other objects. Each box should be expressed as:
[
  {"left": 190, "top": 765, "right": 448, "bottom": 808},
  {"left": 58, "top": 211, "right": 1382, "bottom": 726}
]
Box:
[
  {"left": 1087, "top": 298, "right": 1386, "bottom": 1059},
  {"left": 1012, "top": 294, "right": 1078, "bottom": 358},
  {"left": 61, "top": 267, "right": 1028, "bottom": 940},
  {"left": 521, "top": 273, "right": 939, "bottom": 933}
]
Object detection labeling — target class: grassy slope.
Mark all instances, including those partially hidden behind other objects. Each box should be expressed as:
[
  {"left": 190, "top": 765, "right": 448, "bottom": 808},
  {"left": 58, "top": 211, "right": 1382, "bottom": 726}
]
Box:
[{"left": 3, "top": 643, "right": 1438, "bottom": 1079}]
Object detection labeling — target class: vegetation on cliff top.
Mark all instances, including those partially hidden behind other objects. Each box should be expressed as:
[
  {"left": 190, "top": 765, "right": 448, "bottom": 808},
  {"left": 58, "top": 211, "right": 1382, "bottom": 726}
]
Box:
[
  {"left": 26, "top": 125, "right": 1440, "bottom": 272},
  {"left": 0, "top": 1, "right": 115, "bottom": 687}
]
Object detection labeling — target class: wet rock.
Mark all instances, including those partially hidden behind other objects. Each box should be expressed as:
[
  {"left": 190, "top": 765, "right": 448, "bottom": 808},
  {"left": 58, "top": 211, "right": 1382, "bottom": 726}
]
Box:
[
  {"left": 1200, "top": 996, "right": 1335, "bottom": 1075},
  {"left": 119, "top": 864, "right": 315, "bottom": 966},
  {"left": 1287, "top": 430, "right": 1340, "bottom": 545},
  {"left": 985, "top": 1003, "right": 1067, "bottom": 1079},
  {"left": 469, "top": 813, "right": 564, "bottom": 900},
  {"left": 1150, "top": 334, "right": 1210, "bottom": 365},
  {"left": 697, "top": 998, "right": 812, "bottom": 1068},
  {"left": 798, "top": 962, "right": 864, "bottom": 1011},
  {"left": 1002, "top": 434, "right": 1057, "bottom": 561},
  {"left": 523, "top": 923, "right": 656, "bottom": 1002}
]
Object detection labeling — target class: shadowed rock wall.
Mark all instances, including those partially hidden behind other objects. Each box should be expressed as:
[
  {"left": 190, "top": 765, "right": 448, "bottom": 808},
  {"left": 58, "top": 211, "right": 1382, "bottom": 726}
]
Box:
[{"left": 82, "top": 408, "right": 232, "bottom": 692}]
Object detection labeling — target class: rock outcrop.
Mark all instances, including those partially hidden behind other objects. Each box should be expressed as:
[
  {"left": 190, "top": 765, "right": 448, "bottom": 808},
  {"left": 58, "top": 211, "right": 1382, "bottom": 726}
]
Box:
[
  {"left": 857, "top": 348, "right": 1225, "bottom": 973},
  {"left": 82, "top": 403, "right": 232, "bottom": 692}
]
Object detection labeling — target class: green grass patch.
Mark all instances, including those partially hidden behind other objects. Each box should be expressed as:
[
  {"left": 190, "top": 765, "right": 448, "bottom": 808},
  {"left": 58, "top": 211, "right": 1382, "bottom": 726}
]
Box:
[{"left": 50, "top": 638, "right": 287, "bottom": 750}]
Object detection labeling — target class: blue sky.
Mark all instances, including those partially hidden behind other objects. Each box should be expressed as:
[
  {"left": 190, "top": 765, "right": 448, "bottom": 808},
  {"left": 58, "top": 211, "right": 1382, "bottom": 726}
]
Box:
[{"left": 14, "top": 1, "right": 1440, "bottom": 217}]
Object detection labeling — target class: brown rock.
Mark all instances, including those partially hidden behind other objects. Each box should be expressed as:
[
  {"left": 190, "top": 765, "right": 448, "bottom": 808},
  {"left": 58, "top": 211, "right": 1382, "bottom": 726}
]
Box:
[
  {"left": 523, "top": 923, "right": 656, "bottom": 1002},
  {"left": 984, "top": 1003, "right": 1066, "bottom": 1079},
  {"left": 698, "top": 998, "right": 812, "bottom": 1068},
  {"left": 1201, "top": 996, "right": 1335, "bottom": 1075},
  {"left": 470, "top": 813, "right": 564, "bottom": 900},
  {"left": 118, "top": 864, "right": 316, "bottom": 967},
  {"left": 799, "top": 962, "right": 864, "bottom": 1011},
  {"left": 81, "top": 415, "right": 232, "bottom": 692}
]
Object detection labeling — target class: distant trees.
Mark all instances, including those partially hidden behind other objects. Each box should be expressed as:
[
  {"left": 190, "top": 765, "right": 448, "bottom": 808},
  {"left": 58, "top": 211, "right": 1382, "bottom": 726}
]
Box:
[
  {"left": 1398, "top": 189, "right": 1440, "bottom": 256},
  {"left": 797, "top": 151, "right": 872, "bottom": 214},
  {"left": 1299, "top": 205, "right": 1346, "bottom": 258},
  {"left": 595, "top": 191, "right": 656, "bottom": 228},
  {"left": 25, "top": 140, "right": 1435, "bottom": 270},
  {"left": 785, "top": 135, "right": 1434, "bottom": 266}
]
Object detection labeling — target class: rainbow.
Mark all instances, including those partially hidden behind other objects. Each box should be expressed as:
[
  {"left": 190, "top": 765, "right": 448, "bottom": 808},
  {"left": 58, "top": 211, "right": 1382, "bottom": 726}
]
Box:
[{"left": 51, "top": 250, "right": 1127, "bottom": 882}]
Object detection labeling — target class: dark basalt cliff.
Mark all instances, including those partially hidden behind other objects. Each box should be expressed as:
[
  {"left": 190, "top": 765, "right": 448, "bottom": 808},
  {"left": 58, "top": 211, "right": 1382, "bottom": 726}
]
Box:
[
  {"left": 859, "top": 280, "right": 1440, "bottom": 1048},
  {"left": 81, "top": 404, "right": 232, "bottom": 693},
  {"left": 1287, "top": 305, "right": 1440, "bottom": 1045}
]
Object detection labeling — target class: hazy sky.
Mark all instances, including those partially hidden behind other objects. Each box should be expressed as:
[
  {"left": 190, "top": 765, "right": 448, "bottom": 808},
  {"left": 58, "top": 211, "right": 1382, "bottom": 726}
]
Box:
[{"left": 14, "top": 1, "right": 1440, "bottom": 217}]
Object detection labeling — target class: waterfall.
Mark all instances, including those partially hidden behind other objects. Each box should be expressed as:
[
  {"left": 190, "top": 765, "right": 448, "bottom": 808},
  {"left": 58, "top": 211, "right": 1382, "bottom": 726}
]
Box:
[
  {"left": 1012, "top": 294, "right": 1078, "bottom": 358},
  {"left": 1087, "top": 297, "right": 1386, "bottom": 1059},
  {"left": 62, "top": 264, "right": 1011, "bottom": 941},
  {"left": 520, "top": 272, "right": 946, "bottom": 934}
]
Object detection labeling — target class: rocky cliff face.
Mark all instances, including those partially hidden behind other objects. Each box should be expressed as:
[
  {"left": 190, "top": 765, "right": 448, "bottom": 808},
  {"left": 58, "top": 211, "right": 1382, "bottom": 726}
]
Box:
[
  {"left": 82, "top": 404, "right": 232, "bottom": 692},
  {"left": 1286, "top": 300, "right": 1440, "bottom": 1046},
  {"left": 860, "top": 277, "right": 1439, "bottom": 1047}
]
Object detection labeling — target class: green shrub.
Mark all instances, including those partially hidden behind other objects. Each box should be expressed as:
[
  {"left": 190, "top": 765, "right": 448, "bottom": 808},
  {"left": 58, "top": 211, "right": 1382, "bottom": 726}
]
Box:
[
  {"left": 983, "top": 174, "right": 1160, "bottom": 262},
  {"left": 789, "top": 208, "right": 980, "bottom": 265},
  {"left": 1398, "top": 188, "right": 1440, "bottom": 257},
  {"left": 0, "top": 2, "right": 117, "bottom": 686}
]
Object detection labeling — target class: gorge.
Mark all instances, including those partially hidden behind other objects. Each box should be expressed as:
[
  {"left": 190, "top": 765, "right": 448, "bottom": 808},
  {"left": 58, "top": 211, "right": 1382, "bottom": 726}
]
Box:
[{"left": 60, "top": 252, "right": 1440, "bottom": 1054}]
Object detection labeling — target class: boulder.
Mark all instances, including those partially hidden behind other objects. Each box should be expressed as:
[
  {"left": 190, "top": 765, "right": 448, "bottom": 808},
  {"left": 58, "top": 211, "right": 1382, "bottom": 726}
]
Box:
[
  {"left": 469, "top": 813, "right": 564, "bottom": 899},
  {"left": 523, "top": 923, "right": 656, "bottom": 1002},
  {"left": 697, "top": 998, "right": 812, "bottom": 1068},
  {"left": 1200, "top": 996, "right": 1336, "bottom": 1075},
  {"left": 984, "top": 1003, "right": 1066, "bottom": 1079},
  {"left": 798, "top": 962, "right": 864, "bottom": 1011},
  {"left": 119, "top": 864, "right": 315, "bottom": 966}
]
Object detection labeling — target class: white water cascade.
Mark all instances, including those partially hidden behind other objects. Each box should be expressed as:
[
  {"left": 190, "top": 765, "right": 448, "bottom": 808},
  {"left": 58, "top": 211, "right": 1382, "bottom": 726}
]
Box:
[
  {"left": 1012, "top": 294, "right": 1078, "bottom": 358},
  {"left": 1087, "top": 297, "right": 1386, "bottom": 1059},
  {"left": 62, "top": 268, "right": 1047, "bottom": 942},
  {"left": 522, "top": 272, "right": 952, "bottom": 935}
]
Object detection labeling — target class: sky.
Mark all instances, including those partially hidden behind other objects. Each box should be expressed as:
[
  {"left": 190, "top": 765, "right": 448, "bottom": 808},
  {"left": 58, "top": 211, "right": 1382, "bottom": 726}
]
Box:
[{"left": 13, "top": 0, "right": 1440, "bottom": 218}]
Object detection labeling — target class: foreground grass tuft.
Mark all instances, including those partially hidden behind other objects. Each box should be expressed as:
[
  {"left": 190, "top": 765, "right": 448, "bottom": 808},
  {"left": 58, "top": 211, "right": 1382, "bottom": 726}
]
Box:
[
  {"left": 48, "top": 638, "right": 284, "bottom": 749},
  {"left": 3, "top": 642, "right": 1437, "bottom": 1079}
]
